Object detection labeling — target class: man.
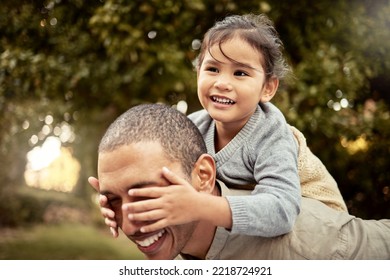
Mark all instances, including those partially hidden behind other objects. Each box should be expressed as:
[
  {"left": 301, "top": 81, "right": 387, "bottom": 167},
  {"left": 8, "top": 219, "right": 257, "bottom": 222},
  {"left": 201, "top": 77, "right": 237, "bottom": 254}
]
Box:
[{"left": 89, "top": 103, "right": 390, "bottom": 260}]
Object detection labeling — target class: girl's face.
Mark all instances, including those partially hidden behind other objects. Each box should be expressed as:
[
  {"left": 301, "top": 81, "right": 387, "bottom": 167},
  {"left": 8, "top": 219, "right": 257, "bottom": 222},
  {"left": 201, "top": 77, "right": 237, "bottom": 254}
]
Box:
[{"left": 197, "top": 36, "right": 277, "bottom": 130}]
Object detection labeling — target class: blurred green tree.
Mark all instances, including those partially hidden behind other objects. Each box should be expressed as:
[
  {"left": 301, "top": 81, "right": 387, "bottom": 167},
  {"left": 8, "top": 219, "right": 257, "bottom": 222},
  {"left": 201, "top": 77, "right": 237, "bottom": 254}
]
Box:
[{"left": 1, "top": 0, "right": 389, "bottom": 226}]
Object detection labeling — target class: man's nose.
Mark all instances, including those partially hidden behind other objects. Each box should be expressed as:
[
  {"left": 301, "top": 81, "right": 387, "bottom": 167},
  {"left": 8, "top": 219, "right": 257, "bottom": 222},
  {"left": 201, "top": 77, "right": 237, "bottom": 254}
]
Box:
[
  {"left": 120, "top": 207, "right": 143, "bottom": 235},
  {"left": 120, "top": 214, "right": 143, "bottom": 235}
]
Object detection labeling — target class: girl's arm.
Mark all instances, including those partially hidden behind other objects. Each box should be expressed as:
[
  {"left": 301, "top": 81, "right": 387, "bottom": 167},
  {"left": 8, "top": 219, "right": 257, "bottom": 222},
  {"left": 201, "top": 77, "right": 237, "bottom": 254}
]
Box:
[{"left": 123, "top": 167, "right": 232, "bottom": 233}]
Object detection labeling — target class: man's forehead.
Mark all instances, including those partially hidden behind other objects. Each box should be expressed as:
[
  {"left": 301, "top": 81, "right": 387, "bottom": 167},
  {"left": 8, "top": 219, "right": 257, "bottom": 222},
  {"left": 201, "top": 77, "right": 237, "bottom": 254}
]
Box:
[
  {"left": 97, "top": 143, "right": 156, "bottom": 181},
  {"left": 98, "top": 141, "right": 165, "bottom": 168},
  {"left": 97, "top": 142, "right": 187, "bottom": 193}
]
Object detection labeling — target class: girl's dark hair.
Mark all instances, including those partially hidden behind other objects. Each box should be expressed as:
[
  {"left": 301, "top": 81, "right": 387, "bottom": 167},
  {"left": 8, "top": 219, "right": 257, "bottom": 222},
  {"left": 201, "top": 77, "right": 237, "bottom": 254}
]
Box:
[{"left": 196, "top": 14, "right": 291, "bottom": 81}]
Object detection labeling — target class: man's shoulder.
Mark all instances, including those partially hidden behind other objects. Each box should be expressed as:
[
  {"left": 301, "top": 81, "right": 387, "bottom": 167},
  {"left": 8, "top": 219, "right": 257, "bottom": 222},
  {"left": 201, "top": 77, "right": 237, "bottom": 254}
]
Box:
[
  {"left": 299, "top": 197, "right": 353, "bottom": 226},
  {"left": 217, "top": 179, "right": 251, "bottom": 197}
]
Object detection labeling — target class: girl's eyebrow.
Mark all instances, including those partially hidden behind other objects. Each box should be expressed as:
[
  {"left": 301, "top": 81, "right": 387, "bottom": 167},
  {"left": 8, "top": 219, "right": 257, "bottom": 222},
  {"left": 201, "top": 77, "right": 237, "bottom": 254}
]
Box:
[
  {"left": 203, "top": 58, "right": 263, "bottom": 73},
  {"left": 229, "top": 58, "right": 264, "bottom": 73},
  {"left": 234, "top": 61, "right": 262, "bottom": 72},
  {"left": 202, "top": 59, "right": 221, "bottom": 65}
]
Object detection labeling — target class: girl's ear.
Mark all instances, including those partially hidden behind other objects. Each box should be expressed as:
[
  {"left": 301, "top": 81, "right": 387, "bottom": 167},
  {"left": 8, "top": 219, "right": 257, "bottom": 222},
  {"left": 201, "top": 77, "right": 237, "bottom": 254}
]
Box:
[
  {"left": 191, "top": 154, "right": 216, "bottom": 193},
  {"left": 260, "top": 76, "right": 279, "bottom": 103}
]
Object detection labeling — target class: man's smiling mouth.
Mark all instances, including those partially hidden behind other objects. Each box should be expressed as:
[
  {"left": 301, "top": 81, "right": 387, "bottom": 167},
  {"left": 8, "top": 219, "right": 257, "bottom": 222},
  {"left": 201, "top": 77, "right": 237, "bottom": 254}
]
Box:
[
  {"left": 211, "top": 96, "right": 236, "bottom": 105},
  {"left": 135, "top": 229, "right": 165, "bottom": 247}
]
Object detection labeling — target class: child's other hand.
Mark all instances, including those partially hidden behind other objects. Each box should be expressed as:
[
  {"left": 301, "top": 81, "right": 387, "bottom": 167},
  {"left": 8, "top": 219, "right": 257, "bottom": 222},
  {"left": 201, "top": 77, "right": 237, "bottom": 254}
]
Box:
[
  {"left": 99, "top": 194, "right": 119, "bottom": 238},
  {"left": 88, "top": 176, "right": 119, "bottom": 238}
]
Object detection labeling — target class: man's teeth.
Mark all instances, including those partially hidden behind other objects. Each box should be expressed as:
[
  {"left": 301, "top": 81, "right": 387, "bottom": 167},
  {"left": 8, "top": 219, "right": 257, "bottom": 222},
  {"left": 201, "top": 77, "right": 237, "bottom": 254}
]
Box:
[
  {"left": 212, "top": 96, "right": 235, "bottom": 105},
  {"left": 135, "top": 230, "right": 165, "bottom": 247}
]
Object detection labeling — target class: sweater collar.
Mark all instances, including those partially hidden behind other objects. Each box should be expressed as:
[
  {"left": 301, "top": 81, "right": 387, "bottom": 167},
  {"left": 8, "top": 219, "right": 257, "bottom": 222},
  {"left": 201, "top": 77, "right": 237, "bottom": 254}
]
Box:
[{"left": 206, "top": 105, "right": 262, "bottom": 165}]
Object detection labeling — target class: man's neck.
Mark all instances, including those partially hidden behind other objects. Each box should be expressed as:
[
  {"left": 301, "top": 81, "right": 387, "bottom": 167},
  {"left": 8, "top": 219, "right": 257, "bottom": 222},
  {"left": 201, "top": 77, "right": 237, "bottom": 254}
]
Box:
[
  {"left": 181, "top": 221, "right": 217, "bottom": 259},
  {"left": 180, "top": 182, "right": 222, "bottom": 259}
]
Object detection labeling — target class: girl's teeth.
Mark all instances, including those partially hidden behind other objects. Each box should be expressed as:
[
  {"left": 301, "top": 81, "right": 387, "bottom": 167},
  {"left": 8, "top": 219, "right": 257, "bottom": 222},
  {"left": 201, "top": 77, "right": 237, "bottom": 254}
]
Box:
[{"left": 212, "top": 96, "right": 235, "bottom": 104}]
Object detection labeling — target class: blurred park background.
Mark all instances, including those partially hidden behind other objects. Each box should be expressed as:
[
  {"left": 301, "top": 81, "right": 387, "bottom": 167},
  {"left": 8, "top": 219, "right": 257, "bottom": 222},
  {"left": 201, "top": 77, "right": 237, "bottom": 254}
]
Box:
[{"left": 1, "top": 0, "right": 389, "bottom": 259}]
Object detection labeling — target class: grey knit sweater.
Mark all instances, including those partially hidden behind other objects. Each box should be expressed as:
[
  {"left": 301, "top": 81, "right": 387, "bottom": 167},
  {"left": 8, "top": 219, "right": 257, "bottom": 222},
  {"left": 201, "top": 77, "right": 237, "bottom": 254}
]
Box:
[{"left": 188, "top": 103, "right": 301, "bottom": 237}]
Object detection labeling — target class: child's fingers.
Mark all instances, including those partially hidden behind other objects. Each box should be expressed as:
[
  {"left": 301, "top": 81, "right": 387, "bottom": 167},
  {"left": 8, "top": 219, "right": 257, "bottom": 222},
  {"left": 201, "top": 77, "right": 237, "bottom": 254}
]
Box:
[
  {"left": 161, "top": 166, "right": 189, "bottom": 185},
  {"left": 98, "top": 194, "right": 107, "bottom": 203},
  {"left": 88, "top": 177, "right": 119, "bottom": 238},
  {"left": 128, "top": 186, "right": 164, "bottom": 198},
  {"left": 105, "top": 217, "right": 117, "bottom": 228},
  {"left": 128, "top": 209, "right": 166, "bottom": 223},
  {"left": 110, "top": 227, "right": 119, "bottom": 238},
  {"left": 123, "top": 198, "right": 161, "bottom": 213},
  {"left": 101, "top": 204, "right": 115, "bottom": 219},
  {"left": 99, "top": 196, "right": 116, "bottom": 220},
  {"left": 140, "top": 220, "right": 168, "bottom": 233}
]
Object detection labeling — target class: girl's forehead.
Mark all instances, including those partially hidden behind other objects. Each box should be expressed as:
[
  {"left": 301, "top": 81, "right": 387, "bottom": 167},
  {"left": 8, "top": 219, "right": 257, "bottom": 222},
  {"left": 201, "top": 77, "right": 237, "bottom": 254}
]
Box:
[
  {"left": 210, "top": 38, "right": 264, "bottom": 59},
  {"left": 210, "top": 34, "right": 262, "bottom": 53},
  {"left": 197, "top": 33, "right": 264, "bottom": 68}
]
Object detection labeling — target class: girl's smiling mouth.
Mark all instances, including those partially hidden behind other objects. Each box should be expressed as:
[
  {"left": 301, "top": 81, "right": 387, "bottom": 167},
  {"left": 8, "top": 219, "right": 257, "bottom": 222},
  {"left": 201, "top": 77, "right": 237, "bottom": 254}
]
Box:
[{"left": 211, "top": 96, "right": 236, "bottom": 105}]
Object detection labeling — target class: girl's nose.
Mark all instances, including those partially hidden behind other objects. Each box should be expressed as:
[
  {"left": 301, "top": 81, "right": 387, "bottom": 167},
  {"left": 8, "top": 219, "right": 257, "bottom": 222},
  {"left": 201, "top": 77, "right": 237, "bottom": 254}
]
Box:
[{"left": 214, "top": 76, "right": 232, "bottom": 91}]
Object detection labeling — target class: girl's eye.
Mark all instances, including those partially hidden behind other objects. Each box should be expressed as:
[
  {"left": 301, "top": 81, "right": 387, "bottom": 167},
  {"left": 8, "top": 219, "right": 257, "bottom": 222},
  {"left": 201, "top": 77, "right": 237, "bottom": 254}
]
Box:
[
  {"left": 206, "top": 67, "right": 219, "bottom": 73},
  {"left": 234, "top": 70, "right": 248, "bottom": 76}
]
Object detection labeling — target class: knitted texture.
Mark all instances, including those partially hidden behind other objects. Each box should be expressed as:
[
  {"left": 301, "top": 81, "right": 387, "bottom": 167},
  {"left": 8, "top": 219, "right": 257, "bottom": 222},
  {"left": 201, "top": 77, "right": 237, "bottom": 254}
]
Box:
[
  {"left": 188, "top": 105, "right": 301, "bottom": 236},
  {"left": 290, "top": 126, "right": 348, "bottom": 212}
]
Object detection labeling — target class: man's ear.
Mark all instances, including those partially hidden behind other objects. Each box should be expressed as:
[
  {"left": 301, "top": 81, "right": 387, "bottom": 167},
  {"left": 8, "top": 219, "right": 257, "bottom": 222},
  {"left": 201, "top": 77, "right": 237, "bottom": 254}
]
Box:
[
  {"left": 260, "top": 76, "right": 279, "bottom": 103},
  {"left": 191, "top": 154, "right": 216, "bottom": 194}
]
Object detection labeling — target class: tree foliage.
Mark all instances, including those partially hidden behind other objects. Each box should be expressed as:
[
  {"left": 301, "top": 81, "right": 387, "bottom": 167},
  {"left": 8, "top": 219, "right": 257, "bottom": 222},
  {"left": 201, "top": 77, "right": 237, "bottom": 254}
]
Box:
[{"left": 1, "top": 0, "right": 389, "bottom": 224}]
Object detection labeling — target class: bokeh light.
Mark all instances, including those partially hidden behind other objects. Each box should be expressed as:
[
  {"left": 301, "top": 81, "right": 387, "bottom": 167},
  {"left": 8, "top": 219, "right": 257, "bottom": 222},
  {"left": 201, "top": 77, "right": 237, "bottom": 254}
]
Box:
[{"left": 24, "top": 114, "right": 80, "bottom": 192}]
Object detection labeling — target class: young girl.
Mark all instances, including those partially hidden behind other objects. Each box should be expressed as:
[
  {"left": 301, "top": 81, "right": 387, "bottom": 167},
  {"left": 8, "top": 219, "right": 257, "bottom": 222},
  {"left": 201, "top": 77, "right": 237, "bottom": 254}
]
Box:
[
  {"left": 96, "top": 14, "right": 347, "bottom": 238},
  {"left": 183, "top": 13, "right": 301, "bottom": 236}
]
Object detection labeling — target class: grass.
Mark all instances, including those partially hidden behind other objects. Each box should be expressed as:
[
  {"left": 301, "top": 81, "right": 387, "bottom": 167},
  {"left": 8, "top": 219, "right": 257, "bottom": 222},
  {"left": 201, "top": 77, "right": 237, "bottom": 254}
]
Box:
[{"left": 0, "top": 223, "right": 145, "bottom": 260}]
